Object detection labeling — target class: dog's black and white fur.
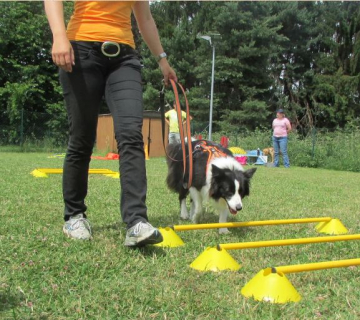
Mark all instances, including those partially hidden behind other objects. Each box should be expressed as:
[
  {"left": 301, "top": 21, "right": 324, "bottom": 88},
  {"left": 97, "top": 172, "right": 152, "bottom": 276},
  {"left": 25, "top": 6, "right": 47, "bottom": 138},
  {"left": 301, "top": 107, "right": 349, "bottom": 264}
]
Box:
[{"left": 166, "top": 140, "right": 256, "bottom": 234}]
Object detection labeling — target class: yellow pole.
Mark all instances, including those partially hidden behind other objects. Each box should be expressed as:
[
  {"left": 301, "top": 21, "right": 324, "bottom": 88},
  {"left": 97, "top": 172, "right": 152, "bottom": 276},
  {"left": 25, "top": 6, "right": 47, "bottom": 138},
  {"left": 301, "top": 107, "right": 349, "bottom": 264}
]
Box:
[
  {"left": 144, "top": 144, "right": 150, "bottom": 160},
  {"left": 219, "top": 234, "right": 360, "bottom": 251},
  {"left": 37, "top": 168, "right": 63, "bottom": 174},
  {"left": 173, "top": 217, "right": 332, "bottom": 231},
  {"left": 36, "top": 168, "right": 116, "bottom": 174},
  {"left": 272, "top": 258, "right": 360, "bottom": 274}
]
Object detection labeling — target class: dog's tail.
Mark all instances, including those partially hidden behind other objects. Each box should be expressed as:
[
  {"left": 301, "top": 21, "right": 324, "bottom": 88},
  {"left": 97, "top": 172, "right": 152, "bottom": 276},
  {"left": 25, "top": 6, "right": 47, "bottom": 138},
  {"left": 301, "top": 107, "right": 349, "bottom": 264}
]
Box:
[
  {"left": 165, "top": 143, "right": 187, "bottom": 193},
  {"left": 165, "top": 143, "right": 184, "bottom": 164}
]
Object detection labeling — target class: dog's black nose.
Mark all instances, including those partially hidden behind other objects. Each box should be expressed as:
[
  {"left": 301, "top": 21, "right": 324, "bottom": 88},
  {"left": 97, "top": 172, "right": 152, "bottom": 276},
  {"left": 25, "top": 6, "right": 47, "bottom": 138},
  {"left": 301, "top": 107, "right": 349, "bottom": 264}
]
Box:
[{"left": 236, "top": 205, "right": 242, "bottom": 211}]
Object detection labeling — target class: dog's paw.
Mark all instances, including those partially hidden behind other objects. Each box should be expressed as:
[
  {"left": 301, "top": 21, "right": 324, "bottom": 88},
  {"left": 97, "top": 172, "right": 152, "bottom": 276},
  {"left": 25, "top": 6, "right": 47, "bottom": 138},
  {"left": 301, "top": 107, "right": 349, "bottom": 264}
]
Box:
[
  {"left": 191, "top": 215, "right": 201, "bottom": 224},
  {"left": 180, "top": 214, "right": 189, "bottom": 220},
  {"left": 219, "top": 228, "right": 231, "bottom": 235}
]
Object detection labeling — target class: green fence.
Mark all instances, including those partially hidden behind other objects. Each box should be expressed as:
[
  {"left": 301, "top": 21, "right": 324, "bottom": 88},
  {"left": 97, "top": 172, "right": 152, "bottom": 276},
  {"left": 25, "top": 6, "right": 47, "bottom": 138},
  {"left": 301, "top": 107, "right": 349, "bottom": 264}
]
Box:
[{"left": 0, "top": 109, "right": 68, "bottom": 149}]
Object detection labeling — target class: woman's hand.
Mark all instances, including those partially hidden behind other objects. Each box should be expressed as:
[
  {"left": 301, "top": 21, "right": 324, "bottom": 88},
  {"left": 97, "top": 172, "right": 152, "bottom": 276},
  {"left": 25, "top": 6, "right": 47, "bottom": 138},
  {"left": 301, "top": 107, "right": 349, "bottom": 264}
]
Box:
[
  {"left": 159, "top": 58, "right": 177, "bottom": 85},
  {"left": 44, "top": 1, "right": 74, "bottom": 72},
  {"left": 52, "top": 36, "right": 75, "bottom": 72},
  {"left": 133, "top": 2, "right": 177, "bottom": 85}
]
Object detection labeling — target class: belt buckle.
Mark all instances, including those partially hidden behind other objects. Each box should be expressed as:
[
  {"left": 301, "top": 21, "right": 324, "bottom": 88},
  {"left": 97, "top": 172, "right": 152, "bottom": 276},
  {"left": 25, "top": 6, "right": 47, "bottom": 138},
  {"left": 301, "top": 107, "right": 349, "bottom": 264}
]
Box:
[{"left": 101, "top": 41, "right": 120, "bottom": 57}]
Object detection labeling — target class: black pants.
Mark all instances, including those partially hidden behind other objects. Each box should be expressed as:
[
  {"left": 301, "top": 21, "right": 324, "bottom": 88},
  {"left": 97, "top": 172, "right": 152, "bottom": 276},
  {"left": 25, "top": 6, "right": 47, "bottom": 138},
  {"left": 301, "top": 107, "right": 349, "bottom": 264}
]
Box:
[{"left": 59, "top": 41, "right": 148, "bottom": 228}]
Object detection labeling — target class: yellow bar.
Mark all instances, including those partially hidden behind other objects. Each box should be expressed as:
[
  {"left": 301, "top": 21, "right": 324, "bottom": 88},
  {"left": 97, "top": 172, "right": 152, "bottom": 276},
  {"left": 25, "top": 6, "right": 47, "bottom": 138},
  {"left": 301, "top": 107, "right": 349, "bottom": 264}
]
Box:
[
  {"left": 37, "top": 168, "right": 116, "bottom": 174},
  {"left": 219, "top": 234, "right": 360, "bottom": 250},
  {"left": 88, "top": 169, "right": 116, "bottom": 174},
  {"left": 173, "top": 217, "right": 332, "bottom": 231},
  {"left": 37, "top": 168, "right": 63, "bottom": 174},
  {"left": 273, "top": 258, "right": 360, "bottom": 274}
]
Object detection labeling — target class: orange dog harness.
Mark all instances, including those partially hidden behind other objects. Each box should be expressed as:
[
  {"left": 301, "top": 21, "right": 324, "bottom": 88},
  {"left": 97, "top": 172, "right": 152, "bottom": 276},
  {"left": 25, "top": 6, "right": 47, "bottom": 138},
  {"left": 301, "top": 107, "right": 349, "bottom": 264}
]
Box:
[{"left": 194, "top": 140, "right": 228, "bottom": 173}]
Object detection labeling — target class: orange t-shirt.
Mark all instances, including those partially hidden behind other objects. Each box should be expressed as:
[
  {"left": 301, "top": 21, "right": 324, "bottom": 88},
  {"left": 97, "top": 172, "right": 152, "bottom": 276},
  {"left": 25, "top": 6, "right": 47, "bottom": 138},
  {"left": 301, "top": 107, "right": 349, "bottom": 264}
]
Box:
[{"left": 67, "top": 1, "right": 135, "bottom": 48}]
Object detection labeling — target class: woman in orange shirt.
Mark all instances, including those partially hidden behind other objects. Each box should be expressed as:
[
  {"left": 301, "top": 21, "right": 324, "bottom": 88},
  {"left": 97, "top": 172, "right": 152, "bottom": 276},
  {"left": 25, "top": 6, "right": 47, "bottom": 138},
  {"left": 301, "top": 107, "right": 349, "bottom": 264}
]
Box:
[{"left": 45, "top": 1, "right": 177, "bottom": 247}]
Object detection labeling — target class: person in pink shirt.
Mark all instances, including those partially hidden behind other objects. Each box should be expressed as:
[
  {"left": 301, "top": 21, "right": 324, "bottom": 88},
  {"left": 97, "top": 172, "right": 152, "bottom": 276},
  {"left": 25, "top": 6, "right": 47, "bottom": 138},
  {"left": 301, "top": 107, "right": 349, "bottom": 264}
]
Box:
[{"left": 272, "top": 109, "right": 291, "bottom": 168}]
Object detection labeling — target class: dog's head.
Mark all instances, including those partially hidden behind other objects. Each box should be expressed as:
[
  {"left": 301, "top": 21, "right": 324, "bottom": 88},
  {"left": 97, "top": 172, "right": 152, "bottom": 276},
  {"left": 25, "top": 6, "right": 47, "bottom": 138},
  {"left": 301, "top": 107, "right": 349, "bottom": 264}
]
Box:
[
  {"left": 263, "top": 147, "right": 274, "bottom": 156},
  {"left": 209, "top": 165, "right": 257, "bottom": 214}
]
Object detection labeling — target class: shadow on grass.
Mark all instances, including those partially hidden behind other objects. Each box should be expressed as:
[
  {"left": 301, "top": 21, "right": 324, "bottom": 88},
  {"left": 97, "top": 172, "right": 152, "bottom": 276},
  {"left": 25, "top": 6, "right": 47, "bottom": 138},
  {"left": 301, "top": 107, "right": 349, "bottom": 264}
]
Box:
[
  {"left": 0, "top": 289, "right": 20, "bottom": 313},
  {"left": 224, "top": 226, "right": 256, "bottom": 238},
  {"left": 92, "top": 221, "right": 124, "bottom": 233},
  {"left": 150, "top": 212, "right": 182, "bottom": 228},
  {"left": 129, "top": 245, "right": 167, "bottom": 257}
]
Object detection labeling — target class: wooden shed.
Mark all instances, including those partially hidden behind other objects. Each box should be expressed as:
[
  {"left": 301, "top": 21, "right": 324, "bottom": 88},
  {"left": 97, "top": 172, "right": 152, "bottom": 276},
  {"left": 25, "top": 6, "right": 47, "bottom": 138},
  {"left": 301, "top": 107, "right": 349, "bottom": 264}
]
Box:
[{"left": 96, "top": 111, "right": 169, "bottom": 157}]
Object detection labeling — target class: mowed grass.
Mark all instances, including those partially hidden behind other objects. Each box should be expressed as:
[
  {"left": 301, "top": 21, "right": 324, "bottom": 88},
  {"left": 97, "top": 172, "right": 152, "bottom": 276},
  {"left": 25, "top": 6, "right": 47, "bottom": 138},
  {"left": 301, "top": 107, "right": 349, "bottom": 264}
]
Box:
[{"left": 0, "top": 151, "right": 360, "bottom": 320}]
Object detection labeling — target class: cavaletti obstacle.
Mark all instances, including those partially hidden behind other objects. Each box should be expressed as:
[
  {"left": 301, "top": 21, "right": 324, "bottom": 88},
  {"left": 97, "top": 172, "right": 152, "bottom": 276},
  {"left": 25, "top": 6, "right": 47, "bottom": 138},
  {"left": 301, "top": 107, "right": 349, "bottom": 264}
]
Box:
[
  {"left": 31, "top": 168, "right": 120, "bottom": 179},
  {"left": 154, "top": 217, "right": 348, "bottom": 248},
  {"left": 154, "top": 217, "right": 357, "bottom": 304},
  {"left": 241, "top": 258, "right": 360, "bottom": 303},
  {"left": 189, "top": 234, "right": 360, "bottom": 272}
]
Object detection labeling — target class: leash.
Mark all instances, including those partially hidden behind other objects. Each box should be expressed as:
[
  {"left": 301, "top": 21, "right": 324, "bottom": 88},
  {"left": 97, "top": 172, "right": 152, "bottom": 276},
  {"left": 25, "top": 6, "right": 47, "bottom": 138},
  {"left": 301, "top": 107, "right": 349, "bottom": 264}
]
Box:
[{"left": 160, "top": 79, "right": 193, "bottom": 189}]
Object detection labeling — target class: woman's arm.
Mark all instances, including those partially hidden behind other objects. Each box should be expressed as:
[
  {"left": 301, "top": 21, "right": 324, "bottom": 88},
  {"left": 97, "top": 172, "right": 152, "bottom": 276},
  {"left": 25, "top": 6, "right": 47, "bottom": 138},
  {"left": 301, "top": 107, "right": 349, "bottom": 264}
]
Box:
[
  {"left": 44, "top": 0, "right": 74, "bottom": 72},
  {"left": 133, "top": 1, "right": 177, "bottom": 85},
  {"left": 183, "top": 115, "right": 193, "bottom": 125},
  {"left": 286, "top": 119, "right": 292, "bottom": 133}
]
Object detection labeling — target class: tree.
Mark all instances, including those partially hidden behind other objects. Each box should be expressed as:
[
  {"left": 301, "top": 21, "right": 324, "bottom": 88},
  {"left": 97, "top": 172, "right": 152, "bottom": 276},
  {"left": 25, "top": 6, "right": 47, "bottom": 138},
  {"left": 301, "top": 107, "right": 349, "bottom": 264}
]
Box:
[
  {"left": 0, "top": 1, "right": 72, "bottom": 144},
  {"left": 1, "top": 1, "right": 359, "bottom": 145},
  {"left": 269, "top": 1, "right": 360, "bottom": 132}
]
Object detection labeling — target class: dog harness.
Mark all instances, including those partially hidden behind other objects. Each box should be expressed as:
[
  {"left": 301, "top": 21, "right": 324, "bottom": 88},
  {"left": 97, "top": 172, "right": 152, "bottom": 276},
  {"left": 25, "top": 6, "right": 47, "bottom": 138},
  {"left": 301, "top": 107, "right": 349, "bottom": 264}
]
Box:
[{"left": 193, "top": 140, "right": 228, "bottom": 173}]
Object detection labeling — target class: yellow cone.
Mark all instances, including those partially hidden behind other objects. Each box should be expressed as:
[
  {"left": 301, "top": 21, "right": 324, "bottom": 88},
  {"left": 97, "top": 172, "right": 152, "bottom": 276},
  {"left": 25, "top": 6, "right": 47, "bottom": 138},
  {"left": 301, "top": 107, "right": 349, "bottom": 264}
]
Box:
[
  {"left": 153, "top": 227, "right": 185, "bottom": 247},
  {"left": 316, "top": 219, "right": 348, "bottom": 235},
  {"left": 241, "top": 268, "right": 301, "bottom": 303},
  {"left": 190, "top": 247, "right": 241, "bottom": 272},
  {"left": 31, "top": 169, "right": 48, "bottom": 178}
]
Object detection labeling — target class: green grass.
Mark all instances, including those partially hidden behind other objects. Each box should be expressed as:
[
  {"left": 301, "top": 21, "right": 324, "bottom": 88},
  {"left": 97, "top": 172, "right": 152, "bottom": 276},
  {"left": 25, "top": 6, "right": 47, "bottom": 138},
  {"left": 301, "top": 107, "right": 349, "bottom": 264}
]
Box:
[{"left": 1, "top": 151, "right": 360, "bottom": 319}]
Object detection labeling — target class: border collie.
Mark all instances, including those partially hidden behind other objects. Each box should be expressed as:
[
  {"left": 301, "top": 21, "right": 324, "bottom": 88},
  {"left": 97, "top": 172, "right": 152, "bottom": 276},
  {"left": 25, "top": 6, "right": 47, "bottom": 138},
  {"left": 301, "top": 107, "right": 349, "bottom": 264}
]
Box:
[{"left": 166, "top": 140, "right": 257, "bottom": 234}]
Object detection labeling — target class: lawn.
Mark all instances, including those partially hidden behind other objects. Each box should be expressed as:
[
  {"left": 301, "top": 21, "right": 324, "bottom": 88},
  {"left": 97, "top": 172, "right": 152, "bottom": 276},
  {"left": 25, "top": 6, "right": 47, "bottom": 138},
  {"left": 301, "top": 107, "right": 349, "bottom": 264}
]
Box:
[{"left": 1, "top": 151, "right": 359, "bottom": 319}]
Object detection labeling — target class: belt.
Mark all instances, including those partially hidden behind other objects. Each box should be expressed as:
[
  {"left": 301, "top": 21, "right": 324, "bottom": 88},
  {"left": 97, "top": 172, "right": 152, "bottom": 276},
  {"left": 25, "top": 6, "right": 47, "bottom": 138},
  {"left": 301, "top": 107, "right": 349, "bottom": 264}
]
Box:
[{"left": 91, "top": 41, "right": 137, "bottom": 58}]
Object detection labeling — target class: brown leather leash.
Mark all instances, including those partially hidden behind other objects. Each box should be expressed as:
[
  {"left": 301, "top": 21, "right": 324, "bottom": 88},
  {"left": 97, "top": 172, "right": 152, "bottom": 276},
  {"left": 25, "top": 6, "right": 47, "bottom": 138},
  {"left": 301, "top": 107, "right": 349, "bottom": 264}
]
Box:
[{"left": 160, "top": 79, "right": 193, "bottom": 189}]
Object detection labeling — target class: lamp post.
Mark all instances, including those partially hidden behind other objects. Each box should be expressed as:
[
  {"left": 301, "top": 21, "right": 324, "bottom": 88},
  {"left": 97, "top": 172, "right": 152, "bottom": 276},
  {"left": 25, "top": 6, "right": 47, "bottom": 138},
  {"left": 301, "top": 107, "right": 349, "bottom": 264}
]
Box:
[{"left": 197, "top": 33, "right": 219, "bottom": 141}]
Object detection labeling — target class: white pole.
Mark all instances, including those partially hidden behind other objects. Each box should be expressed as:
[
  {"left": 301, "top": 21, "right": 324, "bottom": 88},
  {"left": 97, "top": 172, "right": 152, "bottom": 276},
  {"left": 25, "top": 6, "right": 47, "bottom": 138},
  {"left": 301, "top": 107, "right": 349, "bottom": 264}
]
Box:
[{"left": 209, "top": 43, "right": 215, "bottom": 141}]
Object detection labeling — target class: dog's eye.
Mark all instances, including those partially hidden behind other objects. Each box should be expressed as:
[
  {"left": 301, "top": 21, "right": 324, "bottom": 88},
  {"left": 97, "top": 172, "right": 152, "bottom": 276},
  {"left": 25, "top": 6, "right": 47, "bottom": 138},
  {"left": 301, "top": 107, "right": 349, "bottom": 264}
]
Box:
[{"left": 223, "top": 188, "right": 234, "bottom": 198}]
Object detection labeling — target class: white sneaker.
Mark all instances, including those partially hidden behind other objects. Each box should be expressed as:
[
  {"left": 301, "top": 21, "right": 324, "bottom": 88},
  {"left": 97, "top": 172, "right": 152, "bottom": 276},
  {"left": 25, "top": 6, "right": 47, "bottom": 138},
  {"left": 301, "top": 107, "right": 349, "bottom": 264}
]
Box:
[
  {"left": 124, "top": 221, "right": 163, "bottom": 247},
  {"left": 63, "top": 214, "right": 92, "bottom": 240}
]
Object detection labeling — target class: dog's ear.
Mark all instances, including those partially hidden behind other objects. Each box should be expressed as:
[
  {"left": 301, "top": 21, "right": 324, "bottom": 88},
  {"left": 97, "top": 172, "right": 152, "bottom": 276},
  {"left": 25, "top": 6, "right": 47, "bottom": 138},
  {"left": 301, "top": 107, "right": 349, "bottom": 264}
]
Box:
[
  {"left": 209, "top": 183, "right": 217, "bottom": 197},
  {"left": 244, "top": 168, "right": 257, "bottom": 179},
  {"left": 211, "top": 164, "right": 223, "bottom": 178},
  {"left": 209, "top": 165, "right": 222, "bottom": 197}
]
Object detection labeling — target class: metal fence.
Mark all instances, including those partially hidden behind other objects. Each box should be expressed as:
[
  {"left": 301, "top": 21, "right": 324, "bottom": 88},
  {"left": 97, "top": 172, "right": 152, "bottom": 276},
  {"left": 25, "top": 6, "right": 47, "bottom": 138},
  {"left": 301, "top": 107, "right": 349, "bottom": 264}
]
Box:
[{"left": 0, "top": 110, "right": 68, "bottom": 147}]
